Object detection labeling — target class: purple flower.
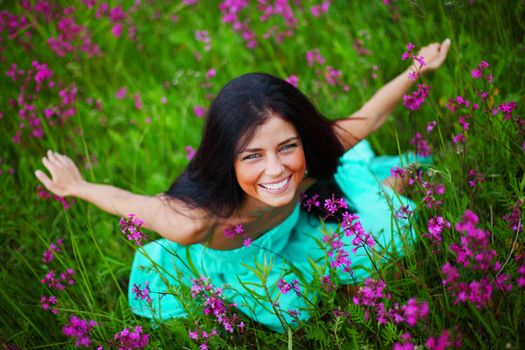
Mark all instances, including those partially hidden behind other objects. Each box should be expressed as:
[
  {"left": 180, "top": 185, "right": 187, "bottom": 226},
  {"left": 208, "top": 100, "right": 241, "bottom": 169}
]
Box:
[
  {"left": 113, "top": 325, "right": 149, "bottom": 349},
  {"left": 300, "top": 193, "right": 320, "bottom": 212},
  {"left": 193, "top": 106, "right": 206, "bottom": 118},
  {"left": 426, "top": 330, "right": 453, "bottom": 350},
  {"left": 115, "top": 86, "right": 128, "bottom": 100},
  {"left": 403, "top": 84, "right": 430, "bottom": 111},
  {"left": 185, "top": 145, "right": 197, "bottom": 160},
  {"left": 132, "top": 282, "right": 152, "bottom": 303},
  {"left": 62, "top": 316, "right": 97, "bottom": 348},
  {"left": 286, "top": 75, "right": 299, "bottom": 88},
  {"left": 119, "top": 214, "right": 148, "bottom": 246}
]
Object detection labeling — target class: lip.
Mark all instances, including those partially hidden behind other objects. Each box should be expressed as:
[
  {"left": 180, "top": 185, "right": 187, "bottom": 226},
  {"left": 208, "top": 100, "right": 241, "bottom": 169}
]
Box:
[{"left": 258, "top": 175, "right": 292, "bottom": 194}]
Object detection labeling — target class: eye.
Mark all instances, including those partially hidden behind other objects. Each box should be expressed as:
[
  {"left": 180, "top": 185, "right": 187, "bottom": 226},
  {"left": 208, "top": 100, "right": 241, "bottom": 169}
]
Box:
[
  {"left": 242, "top": 153, "right": 260, "bottom": 161},
  {"left": 280, "top": 143, "right": 298, "bottom": 152}
]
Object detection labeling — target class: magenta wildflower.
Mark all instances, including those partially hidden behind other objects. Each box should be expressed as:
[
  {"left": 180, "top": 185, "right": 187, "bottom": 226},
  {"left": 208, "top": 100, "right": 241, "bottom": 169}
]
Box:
[
  {"left": 403, "top": 84, "right": 430, "bottom": 111},
  {"left": 471, "top": 60, "right": 490, "bottom": 80},
  {"left": 426, "top": 120, "right": 437, "bottom": 134},
  {"left": 310, "top": 1, "right": 331, "bottom": 17},
  {"left": 352, "top": 38, "right": 371, "bottom": 56},
  {"left": 42, "top": 237, "right": 64, "bottom": 263},
  {"left": 185, "top": 145, "right": 196, "bottom": 160},
  {"left": 41, "top": 268, "right": 75, "bottom": 291},
  {"left": 300, "top": 193, "right": 320, "bottom": 212},
  {"left": 243, "top": 237, "right": 252, "bottom": 247},
  {"left": 193, "top": 106, "right": 206, "bottom": 118},
  {"left": 115, "top": 87, "right": 128, "bottom": 99},
  {"left": 190, "top": 277, "right": 240, "bottom": 334},
  {"left": 496, "top": 101, "right": 518, "bottom": 120},
  {"left": 113, "top": 325, "right": 149, "bottom": 349},
  {"left": 421, "top": 181, "right": 445, "bottom": 209},
  {"left": 306, "top": 48, "right": 325, "bottom": 67},
  {"left": 401, "top": 298, "right": 429, "bottom": 326},
  {"left": 502, "top": 199, "right": 524, "bottom": 233},
  {"left": 40, "top": 294, "right": 58, "bottom": 314},
  {"left": 390, "top": 166, "right": 406, "bottom": 178},
  {"left": 119, "top": 214, "right": 148, "bottom": 246},
  {"left": 134, "top": 93, "right": 143, "bottom": 110},
  {"left": 410, "top": 132, "right": 431, "bottom": 157},
  {"left": 277, "top": 278, "right": 300, "bottom": 295},
  {"left": 195, "top": 30, "right": 211, "bottom": 51},
  {"left": 111, "top": 23, "right": 123, "bottom": 37},
  {"left": 324, "top": 194, "right": 348, "bottom": 215},
  {"left": 132, "top": 282, "right": 152, "bottom": 303},
  {"left": 206, "top": 68, "right": 216, "bottom": 79},
  {"left": 467, "top": 168, "right": 485, "bottom": 188},
  {"left": 286, "top": 75, "right": 299, "bottom": 88},
  {"left": 401, "top": 42, "right": 426, "bottom": 69},
  {"left": 425, "top": 330, "right": 461, "bottom": 350},
  {"left": 442, "top": 210, "right": 509, "bottom": 308},
  {"left": 342, "top": 212, "right": 375, "bottom": 253},
  {"left": 516, "top": 254, "right": 525, "bottom": 288},
  {"left": 423, "top": 216, "right": 451, "bottom": 244},
  {"left": 320, "top": 275, "right": 336, "bottom": 292},
  {"left": 62, "top": 316, "right": 98, "bottom": 348},
  {"left": 395, "top": 204, "right": 413, "bottom": 219}
]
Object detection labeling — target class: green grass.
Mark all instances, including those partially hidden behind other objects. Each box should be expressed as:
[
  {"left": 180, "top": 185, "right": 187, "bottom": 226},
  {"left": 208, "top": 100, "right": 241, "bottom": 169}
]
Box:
[{"left": 1, "top": 0, "right": 524, "bottom": 348}]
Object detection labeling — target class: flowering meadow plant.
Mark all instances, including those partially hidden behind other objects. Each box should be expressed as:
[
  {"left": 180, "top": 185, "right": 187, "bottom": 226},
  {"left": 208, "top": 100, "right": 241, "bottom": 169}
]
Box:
[{"left": 1, "top": 0, "right": 524, "bottom": 349}]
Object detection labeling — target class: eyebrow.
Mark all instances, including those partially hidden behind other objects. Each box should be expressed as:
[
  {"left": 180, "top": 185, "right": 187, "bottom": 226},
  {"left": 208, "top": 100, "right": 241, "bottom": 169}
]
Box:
[{"left": 240, "top": 137, "right": 299, "bottom": 153}]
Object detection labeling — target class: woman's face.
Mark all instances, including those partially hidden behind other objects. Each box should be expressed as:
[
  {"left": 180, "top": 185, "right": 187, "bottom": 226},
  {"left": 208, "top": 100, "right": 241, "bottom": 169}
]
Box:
[{"left": 234, "top": 114, "right": 306, "bottom": 210}]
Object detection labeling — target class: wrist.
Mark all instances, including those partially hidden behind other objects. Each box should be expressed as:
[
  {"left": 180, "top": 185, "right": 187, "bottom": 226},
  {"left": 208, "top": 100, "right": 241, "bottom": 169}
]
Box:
[{"left": 69, "top": 179, "right": 88, "bottom": 197}]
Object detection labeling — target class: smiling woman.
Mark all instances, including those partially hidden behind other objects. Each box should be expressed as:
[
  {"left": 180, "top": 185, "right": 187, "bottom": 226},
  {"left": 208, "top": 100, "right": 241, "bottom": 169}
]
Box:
[
  {"left": 34, "top": 40, "right": 450, "bottom": 333},
  {"left": 234, "top": 115, "right": 306, "bottom": 209}
]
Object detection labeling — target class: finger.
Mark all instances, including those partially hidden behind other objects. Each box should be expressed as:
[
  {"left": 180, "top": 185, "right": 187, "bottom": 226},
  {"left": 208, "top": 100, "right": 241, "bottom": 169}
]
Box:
[
  {"left": 440, "top": 38, "right": 451, "bottom": 55},
  {"left": 47, "top": 150, "right": 61, "bottom": 165},
  {"left": 42, "top": 157, "right": 59, "bottom": 178},
  {"left": 436, "top": 38, "right": 451, "bottom": 63},
  {"left": 35, "top": 169, "right": 52, "bottom": 188},
  {"left": 55, "top": 152, "right": 70, "bottom": 166}
]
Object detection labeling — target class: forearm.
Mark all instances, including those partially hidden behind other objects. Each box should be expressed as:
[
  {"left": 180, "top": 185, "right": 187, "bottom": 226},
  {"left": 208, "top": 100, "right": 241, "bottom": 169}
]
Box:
[
  {"left": 355, "top": 68, "right": 415, "bottom": 132},
  {"left": 71, "top": 180, "right": 150, "bottom": 217}
]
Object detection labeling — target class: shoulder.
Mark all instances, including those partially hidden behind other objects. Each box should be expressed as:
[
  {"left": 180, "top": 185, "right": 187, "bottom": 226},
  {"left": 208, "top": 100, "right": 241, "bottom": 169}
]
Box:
[
  {"left": 147, "top": 194, "right": 215, "bottom": 245},
  {"left": 332, "top": 118, "right": 369, "bottom": 151}
]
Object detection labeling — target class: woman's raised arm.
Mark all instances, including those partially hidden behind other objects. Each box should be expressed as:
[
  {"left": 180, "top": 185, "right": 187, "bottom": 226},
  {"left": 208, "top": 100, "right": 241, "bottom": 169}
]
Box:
[
  {"left": 334, "top": 39, "right": 451, "bottom": 150},
  {"left": 35, "top": 150, "right": 209, "bottom": 245}
]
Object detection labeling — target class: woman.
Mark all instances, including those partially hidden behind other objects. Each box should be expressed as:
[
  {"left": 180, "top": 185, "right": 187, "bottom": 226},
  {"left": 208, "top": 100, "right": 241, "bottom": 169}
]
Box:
[{"left": 35, "top": 39, "right": 450, "bottom": 332}]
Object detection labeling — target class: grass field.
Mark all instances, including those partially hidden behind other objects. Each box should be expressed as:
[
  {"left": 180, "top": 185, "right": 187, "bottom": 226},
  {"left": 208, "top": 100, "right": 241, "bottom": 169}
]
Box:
[{"left": 1, "top": 0, "right": 524, "bottom": 349}]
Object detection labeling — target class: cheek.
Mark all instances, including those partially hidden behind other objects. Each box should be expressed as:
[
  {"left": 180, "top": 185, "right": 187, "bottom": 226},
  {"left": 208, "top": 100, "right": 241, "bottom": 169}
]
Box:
[
  {"left": 234, "top": 163, "right": 262, "bottom": 191},
  {"left": 289, "top": 150, "right": 307, "bottom": 173}
]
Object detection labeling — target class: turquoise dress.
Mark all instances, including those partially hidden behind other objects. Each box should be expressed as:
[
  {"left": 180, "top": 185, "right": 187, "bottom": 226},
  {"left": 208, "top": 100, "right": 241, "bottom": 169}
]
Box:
[{"left": 128, "top": 141, "right": 418, "bottom": 332}]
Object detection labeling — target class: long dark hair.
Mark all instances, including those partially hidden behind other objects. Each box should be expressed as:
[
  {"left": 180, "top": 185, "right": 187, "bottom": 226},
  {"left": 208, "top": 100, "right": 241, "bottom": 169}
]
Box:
[{"left": 163, "top": 73, "right": 347, "bottom": 218}]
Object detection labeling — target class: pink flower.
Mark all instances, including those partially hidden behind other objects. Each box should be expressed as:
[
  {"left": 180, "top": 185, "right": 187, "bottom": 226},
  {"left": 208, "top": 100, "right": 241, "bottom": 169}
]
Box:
[
  {"left": 134, "top": 93, "right": 143, "bottom": 110},
  {"left": 115, "top": 87, "right": 128, "bottom": 100},
  {"left": 243, "top": 237, "right": 252, "bottom": 247},
  {"left": 286, "top": 75, "right": 299, "bottom": 88},
  {"left": 193, "top": 106, "right": 205, "bottom": 118},
  {"left": 111, "top": 23, "right": 123, "bottom": 37},
  {"left": 113, "top": 325, "right": 149, "bottom": 349},
  {"left": 119, "top": 214, "right": 148, "bottom": 246},
  {"left": 403, "top": 84, "right": 430, "bottom": 111},
  {"left": 62, "top": 316, "right": 97, "bottom": 348},
  {"left": 185, "top": 145, "right": 196, "bottom": 160},
  {"left": 206, "top": 68, "right": 216, "bottom": 79},
  {"left": 132, "top": 282, "right": 152, "bottom": 303}
]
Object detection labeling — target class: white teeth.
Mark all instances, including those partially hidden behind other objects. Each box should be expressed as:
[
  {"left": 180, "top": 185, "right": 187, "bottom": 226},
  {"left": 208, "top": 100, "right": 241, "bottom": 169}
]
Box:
[{"left": 261, "top": 176, "right": 289, "bottom": 190}]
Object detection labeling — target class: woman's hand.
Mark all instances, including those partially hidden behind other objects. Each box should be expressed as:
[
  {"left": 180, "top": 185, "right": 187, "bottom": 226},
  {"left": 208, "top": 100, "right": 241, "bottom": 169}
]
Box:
[
  {"left": 416, "top": 38, "right": 451, "bottom": 74},
  {"left": 35, "top": 151, "right": 85, "bottom": 197}
]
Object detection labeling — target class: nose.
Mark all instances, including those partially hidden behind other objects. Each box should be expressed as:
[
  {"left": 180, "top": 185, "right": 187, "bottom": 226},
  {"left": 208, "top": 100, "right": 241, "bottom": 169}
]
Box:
[{"left": 264, "top": 155, "right": 284, "bottom": 176}]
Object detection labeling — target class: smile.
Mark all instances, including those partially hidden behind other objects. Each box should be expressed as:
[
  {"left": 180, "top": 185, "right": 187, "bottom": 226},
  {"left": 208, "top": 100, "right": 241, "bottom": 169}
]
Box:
[{"left": 259, "top": 176, "right": 292, "bottom": 191}]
